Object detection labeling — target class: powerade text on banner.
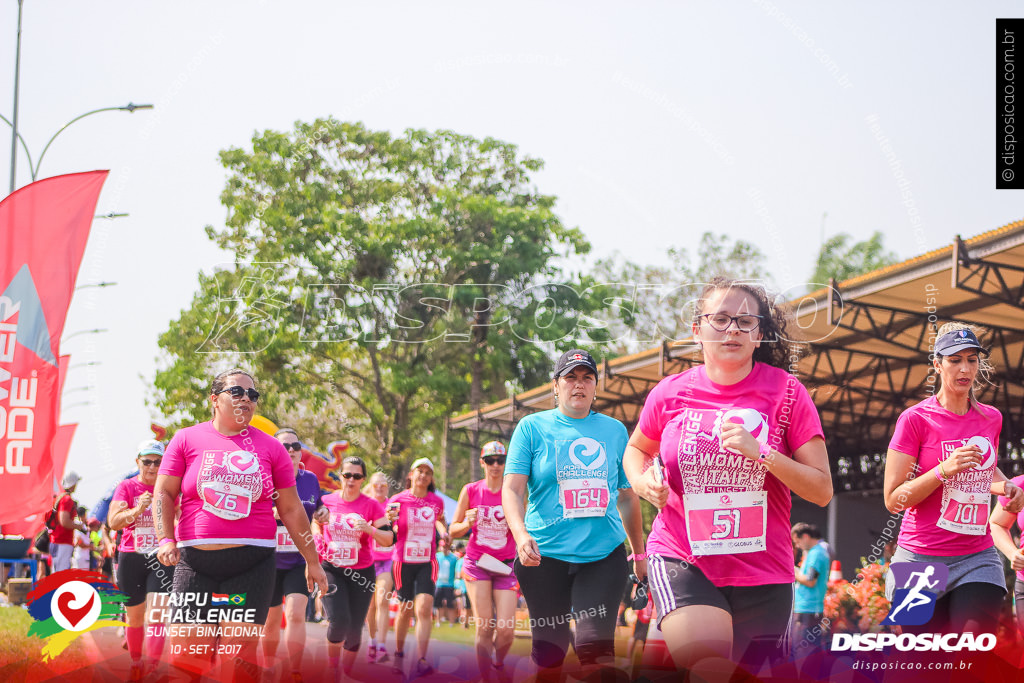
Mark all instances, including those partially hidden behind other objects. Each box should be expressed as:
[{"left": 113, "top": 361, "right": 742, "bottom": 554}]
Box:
[{"left": 0, "top": 172, "right": 108, "bottom": 531}]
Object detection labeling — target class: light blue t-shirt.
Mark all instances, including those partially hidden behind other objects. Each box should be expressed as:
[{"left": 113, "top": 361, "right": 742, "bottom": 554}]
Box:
[
  {"left": 436, "top": 551, "right": 458, "bottom": 587},
  {"left": 794, "top": 542, "right": 830, "bottom": 613},
  {"left": 505, "top": 408, "right": 630, "bottom": 563}
]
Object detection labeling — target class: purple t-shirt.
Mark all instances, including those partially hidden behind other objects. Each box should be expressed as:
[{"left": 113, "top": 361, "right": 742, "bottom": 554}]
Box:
[
  {"left": 889, "top": 396, "right": 1001, "bottom": 556},
  {"left": 276, "top": 469, "right": 323, "bottom": 569},
  {"left": 112, "top": 478, "right": 157, "bottom": 553},
  {"left": 318, "top": 493, "right": 386, "bottom": 570},
  {"left": 161, "top": 421, "right": 295, "bottom": 547},
  {"left": 637, "top": 363, "right": 823, "bottom": 587},
  {"left": 464, "top": 479, "right": 515, "bottom": 562}
]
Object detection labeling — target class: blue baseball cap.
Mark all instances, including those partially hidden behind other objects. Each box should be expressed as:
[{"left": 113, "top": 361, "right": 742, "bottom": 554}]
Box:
[{"left": 934, "top": 328, "right": 988, "bottom": 356}]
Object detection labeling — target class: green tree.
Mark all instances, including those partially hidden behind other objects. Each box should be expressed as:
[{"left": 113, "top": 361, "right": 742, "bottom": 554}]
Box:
[
  {"left": 810, "top": 231, "right": 898, "bottom": 285},
  {"left": 152, "top": 119, "right": 594, "bottom": 484},
  {"left": 589, "top": 232, "right": 769, "bottom": 353}
]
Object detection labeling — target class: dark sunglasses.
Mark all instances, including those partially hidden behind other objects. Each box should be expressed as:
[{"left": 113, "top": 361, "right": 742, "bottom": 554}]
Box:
[
  {"left": 139, "top": 458, "right": 162, "bottom": 468},
  {"left": 341, "top": 472, "right": 365, "bottom": 480},
  {"left": 283, "top": 442, "right": 303, "bottom": 452},
  {"left": 482, "top": 456, "right": 506, "bottom": 466},
  {"left": 216, "top": 386, "right": 260, "bottom": 402}
]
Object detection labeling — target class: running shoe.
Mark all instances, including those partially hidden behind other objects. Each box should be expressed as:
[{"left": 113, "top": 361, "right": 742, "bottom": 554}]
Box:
[
  {"left": 392, "top": 651, "right": 404, "bottom": 674},
  {"left": 377, "top": 648, "right": 390, "bottom": 664},
  {"left": 128, "top": 662, "right": 144, "bottom": 682},
  {"left": 367, "top": 644, "right": 377, "bottom": 664},
  {"left": 415, "top": 658, "right": 434, "bottom": 677}
]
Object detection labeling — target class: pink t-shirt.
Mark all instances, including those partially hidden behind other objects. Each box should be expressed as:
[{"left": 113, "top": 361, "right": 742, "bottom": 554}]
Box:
[
  {"left": 368, "top": 497, "right": 394, "bottom": 562},
  {"left": 161, "top": 421, "right": 296, "bottom": 547},
  {"left": 112, "top": 478, "right": 158, "bottom": 553},
  {"left": 389, "top": 490, "right": 445, "bottom": 565},
  {"left": 464, "top": 479, "right": 515, "bottom": 562},
  {"left": 637, "top": 363, "right": 824, "bottom": 587},
  {"left": 998, "top": 474, "right": 1024, "bottom": 582},
  {"left": 318, "top": 493, "right": 386, "bottom": 570},
  {"left": 889, "top": 396, "right": 1001, "bottom": 556}
]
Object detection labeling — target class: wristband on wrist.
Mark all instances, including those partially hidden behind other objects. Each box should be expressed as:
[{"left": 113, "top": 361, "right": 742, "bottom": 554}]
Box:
[
  {"left": 937, "top": 461, "right": 948, "bottom": 481},
  {"left": 934, "top": 467, "right": 944, "bottom": 482},
  {"left": 158, "top": 537, "right": 175, "bottom": 548},
  {"left": 628, "top": 553, "right": 647, "bottom": 561},
  {"left": 757, "top": 442, "right": 772, "bottom": 461}
]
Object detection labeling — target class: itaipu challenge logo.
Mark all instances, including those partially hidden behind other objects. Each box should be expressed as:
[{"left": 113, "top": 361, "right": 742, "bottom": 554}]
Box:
[{"left": 26, "top": 569, "right": 128, "bottom": 660}]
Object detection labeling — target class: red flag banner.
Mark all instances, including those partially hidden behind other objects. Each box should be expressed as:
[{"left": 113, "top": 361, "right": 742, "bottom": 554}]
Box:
[
  {"left": 0, "top": 171, "right": 107, "bottom": 528},
  {"left": 49, "top": 423, "right": 77, "bottom": 496}
]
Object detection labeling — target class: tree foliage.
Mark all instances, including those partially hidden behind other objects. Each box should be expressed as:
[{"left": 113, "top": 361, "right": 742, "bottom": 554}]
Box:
[
  {"left": 590, "top": 232, "right": 769, "bottom": 353},
  {"left": 810, "top": 231, "right": 899, "bottom": 286},
  {"left": 152, "top": 119, "right": 597, "bottom": 485}
]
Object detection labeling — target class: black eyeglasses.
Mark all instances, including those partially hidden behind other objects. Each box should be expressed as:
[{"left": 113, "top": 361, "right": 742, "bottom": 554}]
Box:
[
  {"left": 283, "top": 442, "right": 302, "bottom": 452},
  {"left": 139, "top": 459, "right": 162, "bottom": 468},
  {"left": 341, "top": 472, "right": 365, "bottom": 480},
  {"left": 216, "top": 386, "right": 260, "bottom": 402},
  {"left": 698, "top": 313, "right": 763, "bottom": 333},
  {"left": 482, "top": 457, "right": 506, "bottom": 466}
]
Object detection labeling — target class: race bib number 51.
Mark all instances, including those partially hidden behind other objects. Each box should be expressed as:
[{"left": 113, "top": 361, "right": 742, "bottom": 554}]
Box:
[
  {"left": 684, "top": 491, "right": 766, "bottom": 556},
  {"left": 201, "top": 482, "right": 253, "bottom": 521}
]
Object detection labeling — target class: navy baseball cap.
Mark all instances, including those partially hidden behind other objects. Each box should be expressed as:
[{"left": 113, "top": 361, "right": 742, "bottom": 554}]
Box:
[
  {"left": 554, "top": 349, "right": 599, "bottom": 378},
  {"left": 934, "top": 328, "right": 988, "bottom": 356}
]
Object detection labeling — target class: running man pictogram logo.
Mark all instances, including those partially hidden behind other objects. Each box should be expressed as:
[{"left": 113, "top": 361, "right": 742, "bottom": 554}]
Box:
[{"left": 883, "top": 562, "right": 949, "bottom": 626}]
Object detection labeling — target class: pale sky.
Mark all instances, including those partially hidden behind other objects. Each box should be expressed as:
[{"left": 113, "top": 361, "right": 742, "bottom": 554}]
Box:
[{"left": 1, "top": 1, "right": 1021, "bottom": 508}]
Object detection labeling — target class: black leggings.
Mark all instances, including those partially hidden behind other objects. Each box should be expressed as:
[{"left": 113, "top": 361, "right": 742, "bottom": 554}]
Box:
[
  {"left": 322, "top": 563, "right": 376, "bottom": 652},
  {"left": 514, "top": 545, "right": 627, "bottom": 669},
  {"left": 172, "top": 546, "right": 276, "bottom": 623},
  {"left": 903, "top": 581, "right": 1004, "bottom": 635}
]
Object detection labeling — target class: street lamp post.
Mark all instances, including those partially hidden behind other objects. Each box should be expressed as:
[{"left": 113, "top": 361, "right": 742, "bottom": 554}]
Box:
[
  {"left": 2, "top": 104, "right": 154, "bottom": 192},
  {"left": 61, "top": 328, "right": 108, "bottom": 343},
  {"left": 74, "top": 281, "right": 117, "bottom": 291}
]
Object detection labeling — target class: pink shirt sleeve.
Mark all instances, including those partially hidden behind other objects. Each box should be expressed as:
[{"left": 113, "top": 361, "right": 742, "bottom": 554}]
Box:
[
  {"left": 111, "top": 480, "right": 131, "bottom": 504},
  {"left": 636, "top": 376, "right": 672, "bottom": 441},
  {"left": 161, "top": 431, "right": 188, "bottom": 477},
  {"left": 889, "top": 409, "right": 922, "bottom": 457},
  {"left": 783, "top": 382, "right": 825, "bottom": 453},
  {"left": 267, "top": 438, "right": 296, "bottom": 490},
  {"left": 367, "top": 497, "right": 386, "bottom": 524}
]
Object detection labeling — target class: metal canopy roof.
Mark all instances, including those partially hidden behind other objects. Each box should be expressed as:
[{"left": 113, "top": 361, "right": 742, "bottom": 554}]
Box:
[{"left": 448, "top": 220, "right": 1024, "bottom": 492}]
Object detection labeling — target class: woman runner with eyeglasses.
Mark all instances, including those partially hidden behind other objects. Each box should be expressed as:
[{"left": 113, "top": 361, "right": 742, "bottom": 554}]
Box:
[
  {"left": 261, "top": 428, "right": 327, "bottom": 682},
  {"left": 154, "top": 368, "right": 328, "bottom": 682},
  {"left": 624, "top": 279, "right": 832, "bottom": 678},
  {"left": 312, "top": 455, "right": 393, "bottom": 680},
  {"left": 386, "top": 457, "right": 448, "bottom": 678},
  {"left": 450, "top": 441, "right": 517, "bottom": 683},
  {"left": 884, "top": 323, "right": 1024, "bottom": 635},
  {"left": 361, "top": 471, "right": 395, "bottom": 664},
  {"left": 108, "top": 440, "right": 171, "bottom": 681}
]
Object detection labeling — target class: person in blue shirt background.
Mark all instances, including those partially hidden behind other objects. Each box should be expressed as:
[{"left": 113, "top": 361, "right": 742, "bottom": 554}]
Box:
[
  {"left": 434, "top": 541, "right": 459, "bottom": 626},
  {"left": 792, "top": 522, "right": 830, "bottom": 656},
  {"left": 503, "top": 349, "right": 646, "bottom": 680}
]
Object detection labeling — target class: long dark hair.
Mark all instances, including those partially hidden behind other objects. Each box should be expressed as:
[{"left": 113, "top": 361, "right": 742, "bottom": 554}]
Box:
[
  {"left": 694, "top": 278, "right": 798, "bottom": 370},
  {"left": 342, "top": 456, "right": 368, "bottom": 478},
  {"left": 211, "top": 368, "right": 257, "bottom": 395}
]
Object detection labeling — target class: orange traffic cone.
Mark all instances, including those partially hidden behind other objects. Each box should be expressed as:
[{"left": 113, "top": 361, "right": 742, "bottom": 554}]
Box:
[{"left": 828, "top": 560, "right": 843, "bottom": 584}]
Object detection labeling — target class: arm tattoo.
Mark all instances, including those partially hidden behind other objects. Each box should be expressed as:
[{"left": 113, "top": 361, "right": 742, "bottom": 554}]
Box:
[{"left": 155, "top": 498, "right": 164, "bottom": 535}]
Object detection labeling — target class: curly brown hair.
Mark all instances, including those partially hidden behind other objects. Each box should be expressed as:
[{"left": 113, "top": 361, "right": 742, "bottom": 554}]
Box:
[{"left": 694, "top": 278, "right": 799, "bottom": 370}]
